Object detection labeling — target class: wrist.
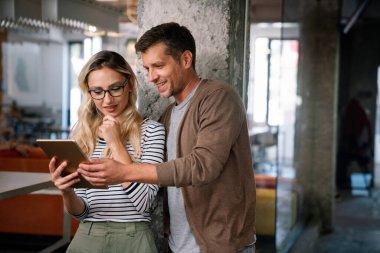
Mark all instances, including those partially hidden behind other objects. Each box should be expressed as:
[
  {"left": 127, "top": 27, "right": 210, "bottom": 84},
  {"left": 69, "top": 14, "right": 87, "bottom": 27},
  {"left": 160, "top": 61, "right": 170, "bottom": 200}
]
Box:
[
  {"left": 108, "top": 141, "right": 125, "bottom": 152},
  {"left": 61, "top": 187, "right": 75, "bottom": 195}
]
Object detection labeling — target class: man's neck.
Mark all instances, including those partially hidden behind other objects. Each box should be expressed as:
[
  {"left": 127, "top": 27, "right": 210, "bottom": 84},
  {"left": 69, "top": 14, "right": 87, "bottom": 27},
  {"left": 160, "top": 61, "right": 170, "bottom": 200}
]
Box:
[{"left": 175, "top": 75, "right": 201, "bottom": 104}]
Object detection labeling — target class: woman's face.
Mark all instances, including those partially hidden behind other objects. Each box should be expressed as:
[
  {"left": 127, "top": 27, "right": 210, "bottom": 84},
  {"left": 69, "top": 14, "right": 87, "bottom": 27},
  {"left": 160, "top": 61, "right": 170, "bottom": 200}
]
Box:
[{"left": 87, "top": 66, "right": 131, "bottom": 118}]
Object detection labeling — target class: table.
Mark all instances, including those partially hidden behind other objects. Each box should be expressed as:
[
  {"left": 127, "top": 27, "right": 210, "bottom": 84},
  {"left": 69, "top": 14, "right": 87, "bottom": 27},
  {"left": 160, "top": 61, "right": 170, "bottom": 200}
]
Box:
[
  {"left": 0, "top": 171, "right": 71, "bottom": 253},
  {"left": 0, "top": 171, "right": 52, "bottom": 200}
]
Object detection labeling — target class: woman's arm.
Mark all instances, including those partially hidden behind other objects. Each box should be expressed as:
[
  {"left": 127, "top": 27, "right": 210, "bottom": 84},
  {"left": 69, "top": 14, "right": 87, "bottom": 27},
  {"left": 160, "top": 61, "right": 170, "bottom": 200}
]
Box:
[
  {"left": 99, "top": 115, "right": 133, "bottom": 188},
  {"left": 49, "top": 157, "right": 86, "bottom": 216},
  {"left": 124, "top": 121, "right": 165, "bottom": 213}
]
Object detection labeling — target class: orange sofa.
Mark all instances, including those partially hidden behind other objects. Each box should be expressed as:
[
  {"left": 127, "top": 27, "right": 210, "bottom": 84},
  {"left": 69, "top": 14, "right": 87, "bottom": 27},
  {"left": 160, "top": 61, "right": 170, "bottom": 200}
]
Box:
[{"left": 0, "top": 148, "right": 79, "bottom": 236}]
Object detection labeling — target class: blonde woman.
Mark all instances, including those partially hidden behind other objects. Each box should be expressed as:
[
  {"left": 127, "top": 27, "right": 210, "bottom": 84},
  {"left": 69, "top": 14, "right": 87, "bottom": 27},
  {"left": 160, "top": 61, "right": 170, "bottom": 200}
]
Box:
[{"left": 49, "top": 50, "right": 165, "bottom": 253}]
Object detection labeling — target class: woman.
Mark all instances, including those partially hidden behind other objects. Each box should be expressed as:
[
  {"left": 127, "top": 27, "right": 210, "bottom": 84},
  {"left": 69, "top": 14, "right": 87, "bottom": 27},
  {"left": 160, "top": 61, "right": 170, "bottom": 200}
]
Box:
[{"left": 49, "top": 50, "right": 165, "bottom": 253}]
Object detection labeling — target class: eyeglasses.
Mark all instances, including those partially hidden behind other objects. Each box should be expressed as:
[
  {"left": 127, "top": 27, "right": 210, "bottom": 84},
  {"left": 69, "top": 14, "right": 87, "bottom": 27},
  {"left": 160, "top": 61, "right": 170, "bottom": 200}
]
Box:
[{"left": 88, "top": 79, "right": 128, "bottom": 100}]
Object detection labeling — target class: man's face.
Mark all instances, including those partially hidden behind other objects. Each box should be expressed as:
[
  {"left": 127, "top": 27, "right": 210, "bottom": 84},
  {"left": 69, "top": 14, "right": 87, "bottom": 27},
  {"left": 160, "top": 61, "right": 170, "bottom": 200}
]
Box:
[{"left": 141, "top": 42, "right": 187, "bottom": 100}]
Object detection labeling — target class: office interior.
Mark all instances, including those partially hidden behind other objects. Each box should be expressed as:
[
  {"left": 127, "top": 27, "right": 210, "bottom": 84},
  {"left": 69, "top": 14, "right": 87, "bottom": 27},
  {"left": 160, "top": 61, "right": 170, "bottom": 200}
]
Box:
[{"left": 0, "top": 0, "right": 380, "bottom": 252}]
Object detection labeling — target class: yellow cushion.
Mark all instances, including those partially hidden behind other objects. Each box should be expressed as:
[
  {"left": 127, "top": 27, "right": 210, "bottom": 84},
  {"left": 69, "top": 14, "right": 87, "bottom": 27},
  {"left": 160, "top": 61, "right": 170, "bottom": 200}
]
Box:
[{"left": 256, "top": 188, "right": 276, "bottom": 235}]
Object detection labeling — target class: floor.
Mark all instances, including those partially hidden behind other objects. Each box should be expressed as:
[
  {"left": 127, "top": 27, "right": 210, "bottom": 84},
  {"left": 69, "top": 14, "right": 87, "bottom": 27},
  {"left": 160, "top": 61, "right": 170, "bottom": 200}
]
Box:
[
  {"left": 290, "top": 186, "right": 380, "bottom": 253},
  {"left": 0, "top": 234, "right": 68, "bottom": 253}
]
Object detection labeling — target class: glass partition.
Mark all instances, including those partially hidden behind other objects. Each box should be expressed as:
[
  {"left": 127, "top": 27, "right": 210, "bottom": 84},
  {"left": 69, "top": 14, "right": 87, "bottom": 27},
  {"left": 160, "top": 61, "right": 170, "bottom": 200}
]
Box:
[{"left": 248, "top": 21, "right": 301, "bottom": 252}]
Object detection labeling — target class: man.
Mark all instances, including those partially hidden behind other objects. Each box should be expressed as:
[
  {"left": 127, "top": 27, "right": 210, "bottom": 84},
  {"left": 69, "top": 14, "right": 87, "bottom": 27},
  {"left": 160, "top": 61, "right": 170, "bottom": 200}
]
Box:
[{"left": 78, "top": 22, "right": 256, "bottom": 253}]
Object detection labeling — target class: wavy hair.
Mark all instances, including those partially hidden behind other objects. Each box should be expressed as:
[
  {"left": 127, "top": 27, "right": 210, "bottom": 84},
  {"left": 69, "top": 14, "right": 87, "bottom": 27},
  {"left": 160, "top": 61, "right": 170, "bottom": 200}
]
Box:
[{"left": 69, "top": 50, "right": 142, "bottom": 158}]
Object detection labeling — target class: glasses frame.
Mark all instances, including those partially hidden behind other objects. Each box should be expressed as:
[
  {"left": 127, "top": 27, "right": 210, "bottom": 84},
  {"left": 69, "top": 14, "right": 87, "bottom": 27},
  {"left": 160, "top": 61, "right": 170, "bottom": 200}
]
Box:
[{"left": 88, "top": 79, "right": 129, "bottom": 100}]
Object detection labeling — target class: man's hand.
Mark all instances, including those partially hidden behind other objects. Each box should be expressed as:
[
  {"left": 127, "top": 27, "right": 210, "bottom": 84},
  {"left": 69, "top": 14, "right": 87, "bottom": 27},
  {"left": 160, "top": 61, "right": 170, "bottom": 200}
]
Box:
[
  {"left": 78, "top": 158, "right": 127, "bottom": 186},
  {"left": 78, "top": 159, "right": 159, "bottom": 186}
]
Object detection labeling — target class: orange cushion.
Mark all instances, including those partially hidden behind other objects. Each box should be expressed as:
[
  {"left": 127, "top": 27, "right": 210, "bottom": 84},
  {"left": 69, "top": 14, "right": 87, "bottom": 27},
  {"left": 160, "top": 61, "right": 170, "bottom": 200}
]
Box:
[
  {"left": 255, "top": 174, "right": 276, "bottom": 189},
  {"left": 0, "top": 147, "right": 48, "bottom": 159},
  {"left": 28, "top": 147, "right": 49, "bottom": 159}
]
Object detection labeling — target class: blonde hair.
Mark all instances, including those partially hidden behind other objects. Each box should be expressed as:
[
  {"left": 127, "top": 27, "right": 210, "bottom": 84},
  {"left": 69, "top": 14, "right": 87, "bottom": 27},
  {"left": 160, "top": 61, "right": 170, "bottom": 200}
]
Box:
[{"left": 69, "top": 50, "right": 142, "bottom": 158}]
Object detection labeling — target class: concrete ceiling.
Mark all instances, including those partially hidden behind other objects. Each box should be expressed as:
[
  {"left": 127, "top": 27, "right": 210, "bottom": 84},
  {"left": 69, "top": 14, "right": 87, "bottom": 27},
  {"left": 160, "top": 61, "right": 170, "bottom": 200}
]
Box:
[
  {"left": 99, "top": 0, "right": 380, "bottom": 26},
  {"left": 252, "top": 0, "right": 380, "bottom": 23},
  {"left": 95, "top": 0, "right": 137, "bottom": 23},
  {"left": 2, "top": 0, "right": 378, "bottom": 34}
]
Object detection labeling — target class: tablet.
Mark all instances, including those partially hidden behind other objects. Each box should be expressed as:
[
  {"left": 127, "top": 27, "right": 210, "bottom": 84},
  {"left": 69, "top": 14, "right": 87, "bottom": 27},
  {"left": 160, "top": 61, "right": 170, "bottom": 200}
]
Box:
[{"left": 36, "top": 139, "right": 106, "bottom": 189}]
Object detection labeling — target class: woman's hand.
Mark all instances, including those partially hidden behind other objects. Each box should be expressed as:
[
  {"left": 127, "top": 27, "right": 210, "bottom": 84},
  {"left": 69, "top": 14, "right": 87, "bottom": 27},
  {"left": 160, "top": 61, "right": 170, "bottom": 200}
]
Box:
[
  {"left": 49, "top": 157, "right": 86, "bottom": 216},
  {"left": 99, "top": 115, "right": 132, "bottom": 162},
  {"left": 49, "top": 157, "right": 80, "bottom": 193},
  {"left": 99, "top": 115, "right": 122, "bottom": 145}
]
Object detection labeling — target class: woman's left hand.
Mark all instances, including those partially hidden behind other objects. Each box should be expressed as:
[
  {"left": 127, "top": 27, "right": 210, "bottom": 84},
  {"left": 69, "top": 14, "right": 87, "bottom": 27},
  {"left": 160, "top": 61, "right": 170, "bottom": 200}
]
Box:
[{"left": 99, "top": 115, "right": 122, "bottom": 144}]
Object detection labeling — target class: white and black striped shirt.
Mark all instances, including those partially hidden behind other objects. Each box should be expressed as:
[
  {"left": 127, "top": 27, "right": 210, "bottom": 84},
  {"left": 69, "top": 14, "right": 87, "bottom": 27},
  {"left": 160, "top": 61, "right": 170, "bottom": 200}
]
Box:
[{"left": 73, "top": 119, "right": 165, "bottom": 223}]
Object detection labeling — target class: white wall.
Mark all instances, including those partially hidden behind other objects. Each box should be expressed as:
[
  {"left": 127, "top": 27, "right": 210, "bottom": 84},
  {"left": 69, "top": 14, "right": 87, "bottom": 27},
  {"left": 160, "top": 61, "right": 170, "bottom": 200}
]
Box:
[
  {"left": 40, "top": 43, "right": 64, "bottom": 117},
  {"left": 2, "top": 41, "right": 64, "bottom": 126}
]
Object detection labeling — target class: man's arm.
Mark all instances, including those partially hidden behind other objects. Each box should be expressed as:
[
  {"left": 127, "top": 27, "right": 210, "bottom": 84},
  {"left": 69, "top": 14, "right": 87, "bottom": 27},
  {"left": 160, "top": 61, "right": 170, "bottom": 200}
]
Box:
[
  {"left": 156, "top": 85, "right": 246, "bottom": 187},
  {"left": 78, "top": 159, "right": 159, "bottom": 186}
]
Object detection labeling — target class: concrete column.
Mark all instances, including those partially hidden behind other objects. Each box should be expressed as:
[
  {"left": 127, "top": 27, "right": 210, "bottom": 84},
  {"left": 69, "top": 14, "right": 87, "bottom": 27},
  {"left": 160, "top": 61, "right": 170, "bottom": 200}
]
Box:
[
  {"left": 295, "top": 0, "right": 339, "bottom": 233},
  {"left": 135, "top": 1, "right": 250, "bottom": 252},
  {"left": 136, "top": 0, "right": 250, "bottom": 120}
]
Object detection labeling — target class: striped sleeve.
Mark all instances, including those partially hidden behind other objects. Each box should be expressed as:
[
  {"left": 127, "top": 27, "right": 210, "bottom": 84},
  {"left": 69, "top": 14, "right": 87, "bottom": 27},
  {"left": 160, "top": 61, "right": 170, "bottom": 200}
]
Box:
[
  {"left": 72, "top": 139, "right": 109, "bottom": 220},
  {"left": 72, "top": 188, "right": 90, "bottom": 220},
  {"left": 125, "top": 120, "right": 165, "bottom": 213}
]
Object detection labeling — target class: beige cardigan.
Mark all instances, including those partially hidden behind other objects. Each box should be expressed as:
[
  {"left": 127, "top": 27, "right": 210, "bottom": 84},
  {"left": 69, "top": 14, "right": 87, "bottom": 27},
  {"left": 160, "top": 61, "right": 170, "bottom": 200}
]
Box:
[{"left": 157, "top": 79, "right": 256, "bottom": 253}]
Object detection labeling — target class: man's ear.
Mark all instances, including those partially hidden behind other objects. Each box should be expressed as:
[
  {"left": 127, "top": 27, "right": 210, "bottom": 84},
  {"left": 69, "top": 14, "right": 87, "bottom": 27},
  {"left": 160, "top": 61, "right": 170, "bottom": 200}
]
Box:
[{"left": 182, "top": 50, "right": 193, "bottom": 68}]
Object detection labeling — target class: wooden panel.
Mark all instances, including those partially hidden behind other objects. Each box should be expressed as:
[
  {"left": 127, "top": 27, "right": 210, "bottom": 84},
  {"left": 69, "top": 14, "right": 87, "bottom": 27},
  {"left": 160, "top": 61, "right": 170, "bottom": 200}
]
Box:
[
  {"left": 0, "top": 150, "right": 79, "bottom": 236},
  {"left": 0, "top": 194, "right": 79, "bottom": 236}
]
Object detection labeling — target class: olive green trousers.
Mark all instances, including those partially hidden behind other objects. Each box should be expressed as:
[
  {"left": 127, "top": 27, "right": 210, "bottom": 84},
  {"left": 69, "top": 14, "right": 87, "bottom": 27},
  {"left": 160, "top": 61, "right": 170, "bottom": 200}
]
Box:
[{"left": 66, "top": 221, "right": 157, "bottom": 253}]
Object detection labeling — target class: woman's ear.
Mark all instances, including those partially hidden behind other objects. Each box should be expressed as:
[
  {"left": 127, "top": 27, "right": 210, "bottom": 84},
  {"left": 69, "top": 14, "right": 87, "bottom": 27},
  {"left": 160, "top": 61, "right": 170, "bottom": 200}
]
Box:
[
  {"left": 129, "top": 83, "right": 134, "bottom": 93},
  {"left": 126, "top": 79, "right": 134, "bottom": 92}
]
